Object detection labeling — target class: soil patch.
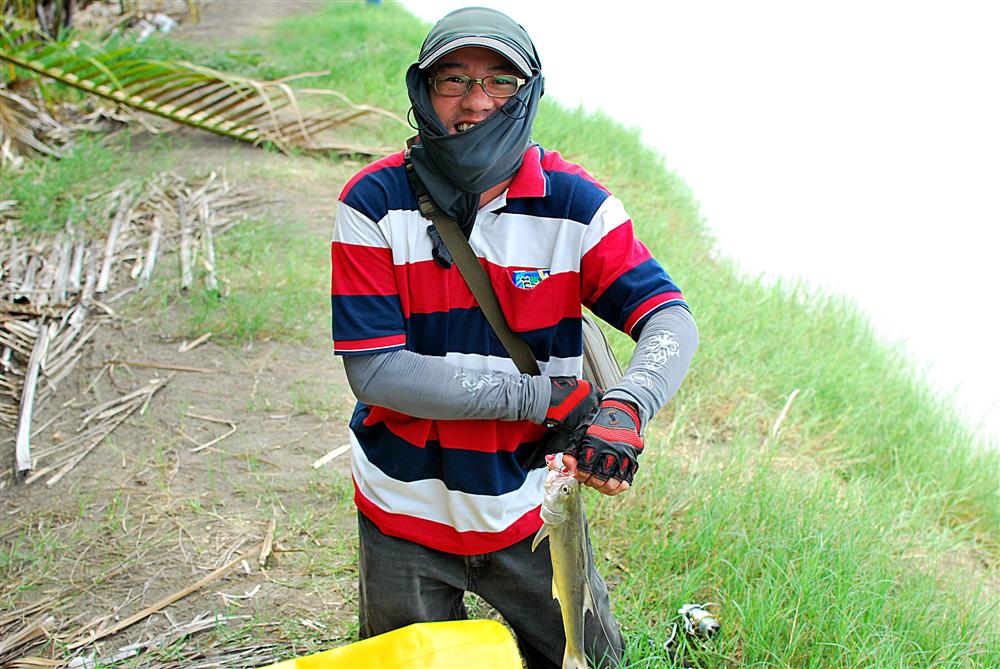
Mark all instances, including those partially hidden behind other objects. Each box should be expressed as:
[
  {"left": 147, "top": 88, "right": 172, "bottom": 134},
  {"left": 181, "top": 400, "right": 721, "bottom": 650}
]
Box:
[{"left": 1, "top": 2, "right": 371, "bottom": 663}]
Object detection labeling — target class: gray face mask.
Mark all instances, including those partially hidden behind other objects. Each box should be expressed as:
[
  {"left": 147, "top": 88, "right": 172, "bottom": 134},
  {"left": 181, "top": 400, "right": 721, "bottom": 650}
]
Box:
[
  {"left": 406, "top": 63, "right": 544, "bottom": 236},
  {"left": 405, "top": 6, "right": 545, "bottom": 238}
]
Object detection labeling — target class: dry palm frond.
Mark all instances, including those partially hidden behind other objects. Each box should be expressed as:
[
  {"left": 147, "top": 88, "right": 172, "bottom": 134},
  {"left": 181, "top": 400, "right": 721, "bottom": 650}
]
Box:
[
  {"left": 0, "top": 85, "right": 64, "bottom": 167},
  {"left": 0, "top": 28, "right": 403, "bottom": 155}
]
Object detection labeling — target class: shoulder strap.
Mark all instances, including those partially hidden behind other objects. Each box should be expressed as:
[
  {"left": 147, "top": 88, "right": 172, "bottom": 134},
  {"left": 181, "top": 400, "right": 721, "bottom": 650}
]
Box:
[{"left": 404, "top": 147, "right": 541, "bottom": 376}]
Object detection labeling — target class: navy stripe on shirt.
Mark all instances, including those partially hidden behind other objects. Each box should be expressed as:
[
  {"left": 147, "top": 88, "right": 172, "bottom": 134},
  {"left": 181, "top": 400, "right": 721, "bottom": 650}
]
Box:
[
  {"left": 342, "top": 163, "right": 416, "bottom": 224},
  {"left": 350, "top": 405, "right": 539, "bottom": 495},
  {"left": 502, "top": 170, "right": 608, "bottom": 224},
  {"left": 405, "top": 310, "right": 584, "bottom": 361},
  {"left": 591, "top": 258, "right": 683, "bottom": 331},
  {"left": 331, "top": 294, "right": 405, "bottom": 342}
]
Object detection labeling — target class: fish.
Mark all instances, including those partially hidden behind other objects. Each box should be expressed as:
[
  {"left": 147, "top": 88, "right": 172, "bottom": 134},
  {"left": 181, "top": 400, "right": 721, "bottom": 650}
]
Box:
[{"left": 532, "top": 465, "right": 596, "bottom": 669}]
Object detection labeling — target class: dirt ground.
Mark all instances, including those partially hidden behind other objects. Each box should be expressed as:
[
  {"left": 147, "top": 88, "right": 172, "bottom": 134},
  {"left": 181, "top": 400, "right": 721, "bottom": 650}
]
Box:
[{"left": 1, "top": 2, "right": 383, "bottom": 665}]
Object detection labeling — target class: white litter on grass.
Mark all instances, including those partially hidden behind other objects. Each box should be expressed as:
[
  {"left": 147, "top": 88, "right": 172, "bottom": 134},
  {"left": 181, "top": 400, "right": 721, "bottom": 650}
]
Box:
[{"left": 313, "top": 443, "right": 351, "bottom": 469}]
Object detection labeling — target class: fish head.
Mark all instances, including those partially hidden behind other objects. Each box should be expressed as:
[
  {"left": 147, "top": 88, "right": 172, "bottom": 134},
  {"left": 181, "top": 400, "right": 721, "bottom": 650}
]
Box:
[{"left": 539, "top": 469, "right": 579, "bottom": 525}]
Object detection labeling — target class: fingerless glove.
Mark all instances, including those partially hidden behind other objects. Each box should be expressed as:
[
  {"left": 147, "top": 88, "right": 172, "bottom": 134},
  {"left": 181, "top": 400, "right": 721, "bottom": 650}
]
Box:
[
  {"left": 574, "top": 399, "right": 643, "bottom": 484},
  {"left": 543, "top": 377, "right": 601, "bottom": 434}
]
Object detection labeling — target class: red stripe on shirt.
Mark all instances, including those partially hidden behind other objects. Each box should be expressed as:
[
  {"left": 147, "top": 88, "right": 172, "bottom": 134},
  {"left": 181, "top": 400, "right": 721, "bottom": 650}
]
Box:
[
  {"left": 364, "top": 406, "right": 548, "bottom": 453},
  {"left": 623, "top": 292, "right": 685, "bottom": 336},
  {"left": 540, "top": 150, "right": 610, "bottom": 193},
  {"left": 334, "top": 334, "right": 406, "bottom": 353},
  {"left": 339, "top": 151, "right": 405, "bottom": 201},
  {"left": 355, "top": 481, "right": 543, "bottom": 555},
  {"left": 580, "top": 222, "right": 653, "bottom": 304},
  {"left": 399, "top": 259, "right": 581, "bottom": 331},
  {"left": 331, "top": 242, "right": 397, "bottom": 296},
  {"left": 394, "top": 260, "right": 476, "bottom": 318}
]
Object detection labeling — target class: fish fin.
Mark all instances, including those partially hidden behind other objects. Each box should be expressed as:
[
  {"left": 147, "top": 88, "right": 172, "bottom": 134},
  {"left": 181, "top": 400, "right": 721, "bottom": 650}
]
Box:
[
  {"left": 531, "top": 523, "right": 550, "bottom": 552},
  {"left": 582, "top": 539, "right": 597, "bottom": 616},
  {"left": 583, "top": 578, "right": 597, "bottom": 616},
  {"left": 551, "top": 576, "right": 559, "bottom": 601}
]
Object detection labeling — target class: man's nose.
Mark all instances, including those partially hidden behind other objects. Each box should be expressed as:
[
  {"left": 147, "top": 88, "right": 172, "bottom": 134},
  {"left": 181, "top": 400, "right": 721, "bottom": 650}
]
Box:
[{"left": 460, "top": 81, "right": 495, "bottom": 111}]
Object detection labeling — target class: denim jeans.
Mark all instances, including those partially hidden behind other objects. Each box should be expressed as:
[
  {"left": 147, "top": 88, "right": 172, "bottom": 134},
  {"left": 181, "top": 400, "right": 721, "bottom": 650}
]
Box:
[{"left": 357, "top": 512, "right": 624, "bottom": 668}]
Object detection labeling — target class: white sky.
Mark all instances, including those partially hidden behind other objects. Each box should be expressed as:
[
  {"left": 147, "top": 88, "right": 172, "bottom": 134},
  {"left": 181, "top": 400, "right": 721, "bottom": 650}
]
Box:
[{"left": 401, "top": 0, "right": 1000, "bottom": 447}]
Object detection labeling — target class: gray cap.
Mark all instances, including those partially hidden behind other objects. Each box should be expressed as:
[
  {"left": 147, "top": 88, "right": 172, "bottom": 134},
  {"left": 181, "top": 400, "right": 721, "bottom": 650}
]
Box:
[{"left": 417, "top": 7, "right": 540, "bottom": 78}]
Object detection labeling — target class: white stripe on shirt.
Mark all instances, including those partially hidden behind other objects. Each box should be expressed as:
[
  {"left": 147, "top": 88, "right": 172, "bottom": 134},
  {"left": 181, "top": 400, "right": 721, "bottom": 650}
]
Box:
[{"left": 350, "top": 430, "right": 547, "bottom": 533}]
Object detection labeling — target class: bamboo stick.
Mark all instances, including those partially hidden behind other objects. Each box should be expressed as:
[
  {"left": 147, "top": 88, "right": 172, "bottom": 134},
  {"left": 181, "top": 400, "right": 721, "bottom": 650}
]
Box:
[
  {"left": 54, "top": 234, "right": 72, "bottom": 304},
  {"left": 81, "top": 378, "right": 168, "bottom": 427},
  {"left": 104, "top": 359, "right": 215, "bottom": 374},
  {"left": 139, "top": 215, "right": 163, "bottom": 287},
  {"left": 312, "top": 443, "right": 351, "bottom": 469},
  {"left": 68, "top": 238, "right": 86, "bottom": 293},
  {"left": 178, "top": 198, "right": 193, "bottom": 290},
  {"left": 199, "top": 201, "right": 218, "bottom": 293},
  {"left": 66, "top": 542, "right": 264, "bottom": 651},
  {"left": 96, "top": 195, "right": 133, "bottom": 293},
  {"left": 177, "top": 332, "right": 212, "bottom": 354},
  {"left": 14, "top": 321, "right": 53, "bottom": 473},
  {"left": 16, "top": 254, "right": 38, "bottom": 303}
]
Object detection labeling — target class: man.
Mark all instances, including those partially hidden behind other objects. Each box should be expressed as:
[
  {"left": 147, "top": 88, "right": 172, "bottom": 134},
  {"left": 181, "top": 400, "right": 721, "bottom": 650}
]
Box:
[{"left": 331, "top": 7, "right": 697, "bottom": 668}]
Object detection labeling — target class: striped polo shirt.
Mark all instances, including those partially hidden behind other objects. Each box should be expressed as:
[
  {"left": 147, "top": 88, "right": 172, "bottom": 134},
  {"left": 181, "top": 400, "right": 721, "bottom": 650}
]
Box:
[{"left": 331, "top": 145, "right": 686, "bottom": 555}]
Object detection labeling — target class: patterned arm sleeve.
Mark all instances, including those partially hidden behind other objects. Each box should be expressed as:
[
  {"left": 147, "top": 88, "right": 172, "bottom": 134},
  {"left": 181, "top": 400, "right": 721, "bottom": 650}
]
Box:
[
  {"left": 603, "top": 305, "right": 698, "bottom": 430},
  {"left": 342, "top": 350, "right": 550, "bottom": 421}
]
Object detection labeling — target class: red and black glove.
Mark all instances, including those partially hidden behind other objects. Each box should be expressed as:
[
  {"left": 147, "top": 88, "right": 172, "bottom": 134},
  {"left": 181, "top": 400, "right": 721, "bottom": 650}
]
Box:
[
  {"left": 574, "top": 399, "right": 643, "bottom": 484},
  {"left": 543, "top": 377, "right": 602, "bottom": 434}
]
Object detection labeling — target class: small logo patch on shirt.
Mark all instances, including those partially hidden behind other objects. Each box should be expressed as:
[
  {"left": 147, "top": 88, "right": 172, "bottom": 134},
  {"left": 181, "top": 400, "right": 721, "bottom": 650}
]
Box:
[{"left": 511, "top": 269, "right": 550, "bottom": 289}]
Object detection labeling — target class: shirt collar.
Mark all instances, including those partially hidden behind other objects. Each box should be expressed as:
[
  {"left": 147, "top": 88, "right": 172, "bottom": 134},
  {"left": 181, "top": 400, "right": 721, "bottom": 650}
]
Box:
[{"left": 506, "top": 145, "right": 550, "bottom": 199}]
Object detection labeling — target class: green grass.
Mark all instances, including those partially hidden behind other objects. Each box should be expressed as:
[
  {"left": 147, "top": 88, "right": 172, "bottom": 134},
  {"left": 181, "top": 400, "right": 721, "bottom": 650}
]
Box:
[
  {"left": 138, "top": 217, "right": 328, "bottom": 342},
  {"left": 248, "top": 3, "right": 998, "bottom": 665},
  {"left": 598, "top": 441, "right": 998, "bottom": 667},
  {"left": 1, "top": 131, "right": 170, "bottom": 235}
]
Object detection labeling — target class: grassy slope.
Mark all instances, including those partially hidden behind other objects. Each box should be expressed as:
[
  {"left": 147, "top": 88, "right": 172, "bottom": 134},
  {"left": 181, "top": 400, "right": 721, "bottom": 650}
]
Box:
[
  {"left": 261, "top": 4, "right": 996, "bottom": 666},
  {"left": 5, "top": 2, "right": 996, "bottom": 666},
  {"left": 261, "top": 5, "right": 997, "bottom": 666}
]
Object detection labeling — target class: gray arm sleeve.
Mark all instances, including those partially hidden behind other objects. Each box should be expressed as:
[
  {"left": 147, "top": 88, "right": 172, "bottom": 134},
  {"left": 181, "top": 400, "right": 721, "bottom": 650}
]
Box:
[
  {"left": 341, "top": 350, "right": 551, "bottom": 421},
  {"left": 603, "top": 305, "right": 699, "bottom": 431},
  {"left": 340, "top": 305, "right": 697, "bottom": 428}
]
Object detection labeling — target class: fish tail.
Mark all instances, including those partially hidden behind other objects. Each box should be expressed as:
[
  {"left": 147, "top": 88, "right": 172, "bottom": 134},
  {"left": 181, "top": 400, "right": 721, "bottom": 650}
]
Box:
[{"left": 562, "top": 649, "right": 588, "bottom": 669}]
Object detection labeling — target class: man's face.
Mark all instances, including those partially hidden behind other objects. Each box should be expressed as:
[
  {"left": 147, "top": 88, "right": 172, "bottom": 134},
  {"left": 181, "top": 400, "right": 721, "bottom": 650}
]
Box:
[{"left": 428, "top": 46, "right": 520, "bottom": 135}]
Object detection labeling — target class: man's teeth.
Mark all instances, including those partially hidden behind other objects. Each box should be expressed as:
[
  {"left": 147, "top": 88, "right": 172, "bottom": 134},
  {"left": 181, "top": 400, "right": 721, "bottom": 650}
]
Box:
[{"left": 456, "top": 122, "right": 476, "bottom": 132}]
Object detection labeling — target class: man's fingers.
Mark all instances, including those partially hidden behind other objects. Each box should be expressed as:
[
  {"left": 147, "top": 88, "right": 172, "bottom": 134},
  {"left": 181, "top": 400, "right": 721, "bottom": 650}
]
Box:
[{"left": 576, "top": 472, "right": 630, "bottom": 496}]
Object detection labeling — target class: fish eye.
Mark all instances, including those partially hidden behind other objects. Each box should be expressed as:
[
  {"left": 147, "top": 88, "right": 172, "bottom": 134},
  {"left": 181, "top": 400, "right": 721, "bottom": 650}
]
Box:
[{"left": 560, "top": 484, "right": 572, "bottom": 494}]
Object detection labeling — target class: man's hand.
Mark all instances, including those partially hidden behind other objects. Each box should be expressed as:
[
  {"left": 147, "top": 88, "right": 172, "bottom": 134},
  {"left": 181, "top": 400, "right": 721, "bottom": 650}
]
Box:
[
  {"left": 564, "top": 399, "right": 642, "bottom": 496},
  {"left": 543, "top": 377, "right": 601, "bottom": 434}
]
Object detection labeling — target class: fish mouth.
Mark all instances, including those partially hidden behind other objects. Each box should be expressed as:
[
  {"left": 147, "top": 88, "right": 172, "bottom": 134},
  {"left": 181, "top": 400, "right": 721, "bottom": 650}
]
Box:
[{"left": 540, "top": 507, "right": 568, "bottom": 525}]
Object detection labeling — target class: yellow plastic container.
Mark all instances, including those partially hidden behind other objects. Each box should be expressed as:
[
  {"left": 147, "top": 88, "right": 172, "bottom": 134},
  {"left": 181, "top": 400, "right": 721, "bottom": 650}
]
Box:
[{"left": 262, "top": 619, "right": 523, "bottom": 669}]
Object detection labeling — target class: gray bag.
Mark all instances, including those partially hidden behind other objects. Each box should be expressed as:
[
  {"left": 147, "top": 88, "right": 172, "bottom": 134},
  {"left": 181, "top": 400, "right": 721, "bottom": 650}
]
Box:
[{"left": 581, "top": 312, "right": 623, "bottom": 390}]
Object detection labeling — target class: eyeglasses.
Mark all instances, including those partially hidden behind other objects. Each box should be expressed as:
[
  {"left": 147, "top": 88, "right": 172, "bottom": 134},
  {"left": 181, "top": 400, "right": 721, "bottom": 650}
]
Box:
[{"left": 428, "top": 74, "right": 526, "bottom": 98}]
